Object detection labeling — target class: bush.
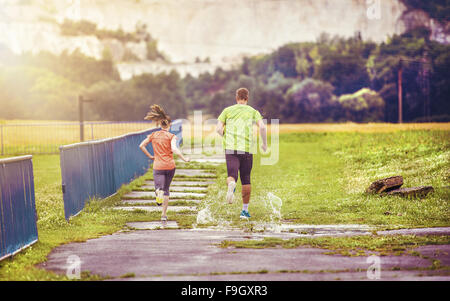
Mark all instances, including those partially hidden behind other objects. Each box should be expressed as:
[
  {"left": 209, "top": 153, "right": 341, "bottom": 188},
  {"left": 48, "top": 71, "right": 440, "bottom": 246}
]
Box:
[{"left": 338, "top": 88, "right": 385, "bottom": 122}]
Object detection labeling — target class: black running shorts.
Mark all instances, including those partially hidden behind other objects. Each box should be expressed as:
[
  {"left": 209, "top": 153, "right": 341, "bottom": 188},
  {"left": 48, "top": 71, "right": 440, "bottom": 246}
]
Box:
[{"left": 225, "top": 149, "right": 253, "bottom": 185}]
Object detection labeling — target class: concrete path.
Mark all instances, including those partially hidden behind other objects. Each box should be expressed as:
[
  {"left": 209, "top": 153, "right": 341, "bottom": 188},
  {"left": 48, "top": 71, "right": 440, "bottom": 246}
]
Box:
[
  {"left": 113, "top": 206, "right": 197, "bottom": 213},
  {"left": 121, "top": 199, "right": 202, "bottom": 205},
  {"left": 40, "top": 150, "right": 450, "bottom": 281},
  {"left": 123, "top": 191, "right": 206, "bottom": 199},
  {"left": 378, "top": 227, "right": 450, "bottom": 236},
  {"left": 40, "top": 228, "right": 450, "bottom": 281},
  {"left": 174, "top": 169, "right": 216, "bottom": 177},
  {"left": 144, "top": 180, "right": 215, "bottom": 186},
  {"left": 139, "top": 185, "right": 208, "bottom": 192}
]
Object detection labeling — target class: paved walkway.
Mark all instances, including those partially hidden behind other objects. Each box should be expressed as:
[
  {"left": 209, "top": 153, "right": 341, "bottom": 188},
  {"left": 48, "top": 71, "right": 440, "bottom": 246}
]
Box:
[{"left": 39, "top": 150, "right": 450, "bottom": 281}]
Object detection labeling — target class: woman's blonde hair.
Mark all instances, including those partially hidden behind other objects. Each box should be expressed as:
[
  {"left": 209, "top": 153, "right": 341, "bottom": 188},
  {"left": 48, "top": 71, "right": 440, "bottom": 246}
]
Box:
[{"left": 144, "top": 104, "right": 171, "bottom": 128}]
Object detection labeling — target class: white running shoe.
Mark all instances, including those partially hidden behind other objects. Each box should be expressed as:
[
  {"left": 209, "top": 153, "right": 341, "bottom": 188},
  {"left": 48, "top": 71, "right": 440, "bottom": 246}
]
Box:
[{"left": 226, "top": 181, "right": 236, "bottom": 204}]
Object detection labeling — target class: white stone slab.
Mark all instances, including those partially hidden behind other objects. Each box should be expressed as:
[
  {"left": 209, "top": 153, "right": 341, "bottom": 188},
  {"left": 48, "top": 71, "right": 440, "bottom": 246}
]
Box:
[
  {"left": 140, "top": 185, "right": 208, "bottom": 192},
  {"left": 126, "top": 221, "right": 179, "bottom": 230},
  {"left": 189, "top": 158, "right": 225, "bottom": 164},
  {"left": 123, "top": 191, "right": 206, "bottom": 199},
  {"left": 175, "top": 169, "right": 215, "bottom": 177},
  {"left": 113, "top": 206, "right": 197, "bottom": 212},
  {"left": 144, "top": 180, "right": 215, "bottom": 186},
  {"left": 121, "top": 199, "right": 202, "bottom": 205}
]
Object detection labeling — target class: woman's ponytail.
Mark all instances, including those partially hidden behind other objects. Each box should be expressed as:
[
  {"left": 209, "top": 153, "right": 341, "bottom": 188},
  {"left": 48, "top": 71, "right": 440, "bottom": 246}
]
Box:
[{"left": 144, "top": 104, "right": 171, "bottom": 127}]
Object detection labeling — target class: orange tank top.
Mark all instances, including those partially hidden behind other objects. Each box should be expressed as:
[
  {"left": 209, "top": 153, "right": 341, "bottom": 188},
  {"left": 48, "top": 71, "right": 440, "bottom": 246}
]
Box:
[{"left": 148, "top": 130, "right": 176, "bottom": 170}]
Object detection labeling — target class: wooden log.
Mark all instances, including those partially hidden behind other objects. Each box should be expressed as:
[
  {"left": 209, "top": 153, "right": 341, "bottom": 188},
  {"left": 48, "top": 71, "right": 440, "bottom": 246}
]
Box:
[
  {"left": 386, "top": 186, "right": 434, "bottom": 198},
  {"left": 366, "top": 176, "right": 403, "bottom": 194}
]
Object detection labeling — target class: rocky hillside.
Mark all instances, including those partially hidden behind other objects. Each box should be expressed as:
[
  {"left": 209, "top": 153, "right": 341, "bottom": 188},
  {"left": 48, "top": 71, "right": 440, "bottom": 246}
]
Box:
[{"left": 0, "top": 0, "right": 447, "bottom": 79}]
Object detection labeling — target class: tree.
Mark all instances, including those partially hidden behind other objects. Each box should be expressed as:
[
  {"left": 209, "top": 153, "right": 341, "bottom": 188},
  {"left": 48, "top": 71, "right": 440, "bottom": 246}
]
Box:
[
  {"left": 284, "top": 78, "right": 337, "bottom": 122},
  {"left": 315, "top": 52, "right": 370, "bottom": 95},
  {"left": 272, "top": 45, "right": 298, "bottom": 78},
  {"left": 338, "top": 88, "right": 385, "bottom": 122},
  {"left": 369, "top": 27, "right": 450, "bottom": 122}
]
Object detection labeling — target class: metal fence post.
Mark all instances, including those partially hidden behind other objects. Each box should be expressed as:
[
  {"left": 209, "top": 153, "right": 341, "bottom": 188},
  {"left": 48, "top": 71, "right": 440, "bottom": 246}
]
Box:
[
  {"left": 79, "top": 96, "right": 84, "bottom": 142},
  {"left": 1, "top": 125, "right": 3, "bottom": 156}
]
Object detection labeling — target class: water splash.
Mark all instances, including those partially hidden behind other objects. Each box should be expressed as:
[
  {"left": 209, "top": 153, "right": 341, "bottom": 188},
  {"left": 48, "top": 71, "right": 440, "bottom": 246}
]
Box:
[
  {"left": 196, "top": 202, "right": 235, "bottom": 229},
  {"left": 195, "top": 188, "right": 240, "bottom": 230},
  {"left": 196, "top": 205, "right": 214, "bottom": 225},
  {"left": 260, "top": 192, "right": 283, "bottom": 233},
  {"left": 195, "top": 191, "right": 283, "bottom": 233},
  {"left": 267, "top": 192, "right": 282, "bottom": 220},
  {"left": 195, "top": 189, "right": 225, "bottom": 226}
]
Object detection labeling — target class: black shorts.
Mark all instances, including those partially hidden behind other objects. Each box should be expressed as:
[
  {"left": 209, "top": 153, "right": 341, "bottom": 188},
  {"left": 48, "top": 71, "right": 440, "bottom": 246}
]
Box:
[
  {"left": 225, "top": 149, "right": 253, "bottom": 185},
  {"left": 153, "top": 168, "right": 176, "bottom": 196}
]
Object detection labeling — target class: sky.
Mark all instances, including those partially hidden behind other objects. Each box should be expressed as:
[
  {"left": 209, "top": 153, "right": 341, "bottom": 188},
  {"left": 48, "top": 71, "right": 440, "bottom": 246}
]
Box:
[{"left": 0, "top": 0, "right": 407, "bottom": 64}]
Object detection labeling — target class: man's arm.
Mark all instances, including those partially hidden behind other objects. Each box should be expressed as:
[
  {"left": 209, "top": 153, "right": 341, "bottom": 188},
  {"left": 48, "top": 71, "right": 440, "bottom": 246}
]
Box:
[
  {"left": 216, "top": 120, "right": 225, "bottom": 137},
  {"left": 139, "top": 137, "right": 155, "bottom": 160},
  {"left": 257, "top": 119, "right": 267, "bottom": 152}
]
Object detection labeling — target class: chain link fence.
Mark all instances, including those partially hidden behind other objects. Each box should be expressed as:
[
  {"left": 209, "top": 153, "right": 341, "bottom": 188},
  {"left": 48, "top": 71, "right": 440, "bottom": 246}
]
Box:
[{"left": 0, "top": 121, "right": 156, "bottom": 156}]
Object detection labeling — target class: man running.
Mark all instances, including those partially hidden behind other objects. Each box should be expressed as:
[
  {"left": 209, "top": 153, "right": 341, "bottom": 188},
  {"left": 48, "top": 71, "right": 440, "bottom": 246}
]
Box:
[{"left": 216, "top": 88, "right": 267, "bottom": 219}]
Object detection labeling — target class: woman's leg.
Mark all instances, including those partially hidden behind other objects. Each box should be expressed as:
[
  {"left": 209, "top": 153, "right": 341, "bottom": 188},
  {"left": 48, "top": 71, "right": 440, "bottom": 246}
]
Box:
[
  {"left": 153, "top": 169, "right": 166, "bottom": 206},
  {"left": 161, "top": 168, "right": 176, "bottom": 219},
  {"left": 161, "top": 195, "right": 169, "bottom": 218}
]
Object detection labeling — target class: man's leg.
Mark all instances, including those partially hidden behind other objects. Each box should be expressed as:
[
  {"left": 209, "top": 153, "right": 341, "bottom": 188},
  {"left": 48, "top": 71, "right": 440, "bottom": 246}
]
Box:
[
  {"left": 227, "top": 176, "right": 236, "bottom": 185},
  {"left": 239, "top": 153, "right": 253, "bottom": 218},
  {"left": 225, "top": 151, "right": 239, "bottom": 204},
  {"left": 242, "top": 184, "right": 251, "bottom": 204}
]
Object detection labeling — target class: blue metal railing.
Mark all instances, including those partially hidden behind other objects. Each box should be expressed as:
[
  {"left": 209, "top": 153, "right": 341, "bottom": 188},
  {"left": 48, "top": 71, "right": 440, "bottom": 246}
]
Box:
[
  {"left": 0, "top": 155, "right": 38, "bottom": 261},
  {"left": 60, "top": 120, "right": 182, "bottom": 220}
]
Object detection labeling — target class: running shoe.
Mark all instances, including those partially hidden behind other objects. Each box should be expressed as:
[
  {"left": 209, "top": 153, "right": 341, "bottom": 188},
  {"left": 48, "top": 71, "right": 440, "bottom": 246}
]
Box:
[
  {"left": 240, "top": 210, "right": 251, "bottom": 219},
  {"left": 161, "top": 215, "right": 168, "bottom": 222},
  {"left": 226, "top": 181, "right": 236, "bottom": 204},
  {"left": 155, "top": 189, "right": 164, "bottom": 206}
]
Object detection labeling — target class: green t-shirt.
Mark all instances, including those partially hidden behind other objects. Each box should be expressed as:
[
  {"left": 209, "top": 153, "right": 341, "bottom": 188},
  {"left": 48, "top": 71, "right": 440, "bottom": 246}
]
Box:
[{"left": 218, "top": 104, "right": 263, "bottom": 154}]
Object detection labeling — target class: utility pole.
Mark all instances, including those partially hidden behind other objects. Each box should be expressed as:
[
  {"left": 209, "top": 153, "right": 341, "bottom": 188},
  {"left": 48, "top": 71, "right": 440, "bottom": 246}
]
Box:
[
  {"left": 423, "top": 52, "right": 431, "bottom": 122},
  {"left": 398, "top": 59, "right": 403, "bottom": 124},
  {"left": 79, "top": 95, "right": 93, "bottom": 142}
]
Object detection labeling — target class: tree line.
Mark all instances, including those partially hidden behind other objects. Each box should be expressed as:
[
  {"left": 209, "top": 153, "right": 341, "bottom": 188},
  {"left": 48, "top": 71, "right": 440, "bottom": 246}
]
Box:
[{"left": 0, "top": 25, "right": 449, "bottom": 123}]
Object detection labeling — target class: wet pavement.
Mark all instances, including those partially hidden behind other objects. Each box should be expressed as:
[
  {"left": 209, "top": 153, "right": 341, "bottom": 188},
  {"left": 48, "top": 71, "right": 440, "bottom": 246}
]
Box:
[{"left": 40, "top": 228, "right": 450, "bottom": 281}]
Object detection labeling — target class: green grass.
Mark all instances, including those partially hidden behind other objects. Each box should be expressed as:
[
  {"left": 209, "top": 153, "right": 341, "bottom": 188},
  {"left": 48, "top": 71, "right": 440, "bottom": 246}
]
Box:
[
  {"left": 219, "top": 234, "right": 450, "bottom": 257},
  {"left": 198, "top": 130, "right": 449, "bottom": 228}
]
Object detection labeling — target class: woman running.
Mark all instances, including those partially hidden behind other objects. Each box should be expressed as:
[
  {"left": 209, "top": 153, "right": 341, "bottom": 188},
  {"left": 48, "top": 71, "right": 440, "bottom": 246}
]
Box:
[{"left": 139, "top": 105, "right": 190, "bottom": 221}]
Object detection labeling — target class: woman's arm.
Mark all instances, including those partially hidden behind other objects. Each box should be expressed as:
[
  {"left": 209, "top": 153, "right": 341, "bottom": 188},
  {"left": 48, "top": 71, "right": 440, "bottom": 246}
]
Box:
[
  {"left": 171, "top": 136, "right": 190, "bottom": 162},
  {"left": 139, "top": 137, "right": 155, "bottom": 160}
]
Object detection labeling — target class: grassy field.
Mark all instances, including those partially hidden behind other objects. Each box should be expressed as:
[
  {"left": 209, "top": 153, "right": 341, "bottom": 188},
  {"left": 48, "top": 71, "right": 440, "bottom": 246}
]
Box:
[
  {"left": 0, "top": 123, "right": 449, "bottom": 280},
  {"left": 200, "top": 129, "right": 449, "bottom": 228},
  {"left": 268, "top": 122, "right": 450, "bottom": 133}
]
